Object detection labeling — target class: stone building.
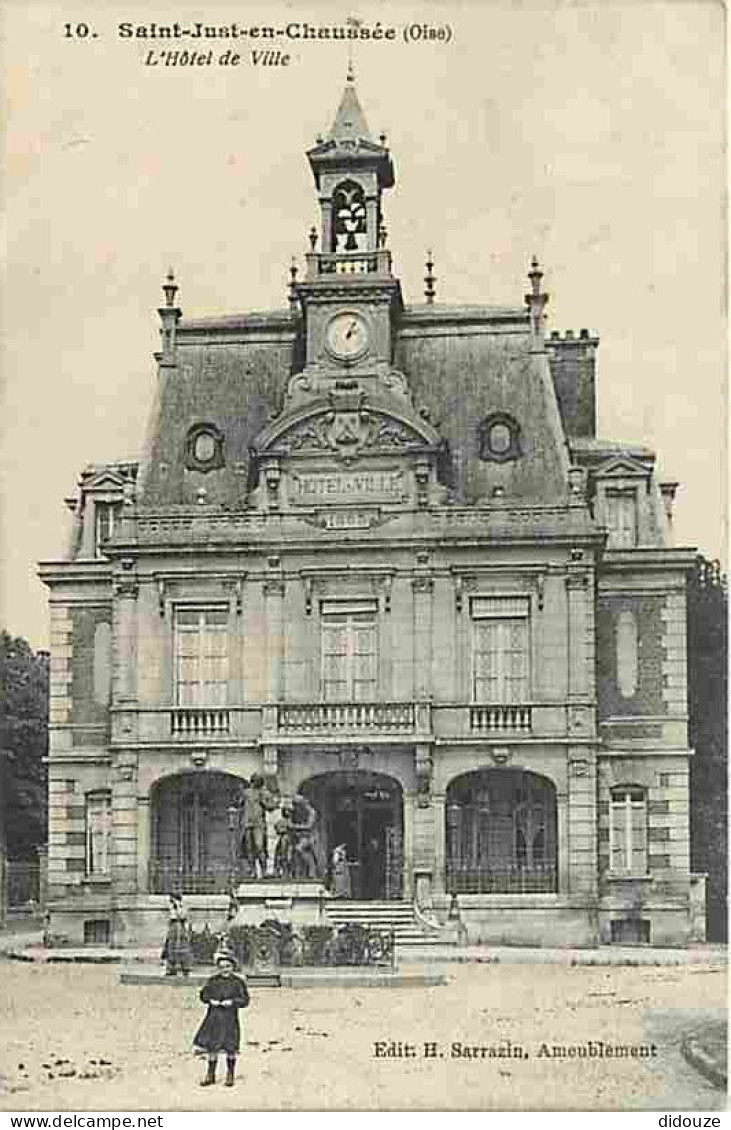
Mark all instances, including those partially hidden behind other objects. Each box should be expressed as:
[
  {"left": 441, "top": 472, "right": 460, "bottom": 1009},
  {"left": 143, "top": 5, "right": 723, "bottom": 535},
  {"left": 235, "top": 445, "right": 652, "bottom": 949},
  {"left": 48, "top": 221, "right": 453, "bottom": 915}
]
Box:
[{"left": 39, "top": 76, "right": 705, "bottom": 947}]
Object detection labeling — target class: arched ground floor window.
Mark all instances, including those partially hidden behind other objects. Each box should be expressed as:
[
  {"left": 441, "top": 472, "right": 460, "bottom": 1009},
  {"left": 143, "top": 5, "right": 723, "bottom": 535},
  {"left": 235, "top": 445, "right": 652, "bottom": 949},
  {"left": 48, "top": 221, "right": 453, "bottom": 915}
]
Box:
[
  {"left": 446, "top": 768, "right": 557, "bottom": 894},
  {"left": 150, "top": 771, "right": 245, "bottom": 894}
]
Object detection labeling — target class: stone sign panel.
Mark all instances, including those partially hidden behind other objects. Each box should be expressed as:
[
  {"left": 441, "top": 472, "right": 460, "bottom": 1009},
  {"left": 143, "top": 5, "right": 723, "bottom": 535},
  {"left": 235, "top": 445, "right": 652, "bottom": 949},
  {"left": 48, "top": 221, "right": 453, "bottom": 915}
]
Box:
[{"left": 288, "top": 468, "right": 406, "bottom": 505}]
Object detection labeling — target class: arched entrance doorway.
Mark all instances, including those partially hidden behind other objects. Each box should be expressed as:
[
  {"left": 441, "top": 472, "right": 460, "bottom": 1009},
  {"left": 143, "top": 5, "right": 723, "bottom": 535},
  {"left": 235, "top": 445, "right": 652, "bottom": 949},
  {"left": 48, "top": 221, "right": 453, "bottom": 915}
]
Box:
[
  {"left": 299, "top": 772, "right": 404, "bottom": 900},
  {"left": 150, "top": 771, "right": 245, "bottom": 894},
  {"left": 445, "top": 769, "right": 557, "bottom": 894}
]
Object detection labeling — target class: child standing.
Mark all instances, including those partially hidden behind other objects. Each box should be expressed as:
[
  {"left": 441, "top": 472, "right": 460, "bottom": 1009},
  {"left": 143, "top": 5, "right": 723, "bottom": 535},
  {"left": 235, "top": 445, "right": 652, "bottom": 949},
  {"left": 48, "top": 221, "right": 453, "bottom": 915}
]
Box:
[
  {"left": 193, "top": 944, "right": 250, "bottom": 1087},
  {"left": 162, "top": 893, "right": 192, "bottom": 977}
]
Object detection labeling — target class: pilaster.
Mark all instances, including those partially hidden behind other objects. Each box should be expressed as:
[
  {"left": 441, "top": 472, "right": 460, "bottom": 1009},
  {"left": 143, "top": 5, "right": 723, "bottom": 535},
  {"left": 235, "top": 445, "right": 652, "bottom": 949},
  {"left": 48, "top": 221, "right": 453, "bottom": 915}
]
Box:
[
  {"left": 263, "top": 558, "right": 286, "bottom": 702},
  {"left": 112, "top": 754, "right": 139, "bottom": 895},
  {"left": 567, "top": 747, "right": 598, "bottom": 897}
]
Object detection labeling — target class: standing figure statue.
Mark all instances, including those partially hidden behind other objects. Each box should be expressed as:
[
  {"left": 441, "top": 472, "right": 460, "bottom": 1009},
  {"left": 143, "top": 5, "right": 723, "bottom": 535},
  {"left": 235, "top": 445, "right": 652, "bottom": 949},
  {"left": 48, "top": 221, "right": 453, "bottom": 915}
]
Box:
[
  {"left": 291, "top": 793, "right": 321, "bottom": 880},
  {"left": 273, "top": 801, "right": 295, "bottom": 878},
  {"left": 239, "top": 774, "right": 279, "bottom": 879}
]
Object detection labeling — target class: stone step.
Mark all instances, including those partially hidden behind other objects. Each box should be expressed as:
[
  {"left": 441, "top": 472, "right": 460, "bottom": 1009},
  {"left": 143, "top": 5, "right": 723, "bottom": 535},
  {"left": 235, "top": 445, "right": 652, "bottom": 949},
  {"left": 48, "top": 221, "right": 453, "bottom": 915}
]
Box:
[{"left": 324, "top": 901, "right": 446, "bottom": 945}]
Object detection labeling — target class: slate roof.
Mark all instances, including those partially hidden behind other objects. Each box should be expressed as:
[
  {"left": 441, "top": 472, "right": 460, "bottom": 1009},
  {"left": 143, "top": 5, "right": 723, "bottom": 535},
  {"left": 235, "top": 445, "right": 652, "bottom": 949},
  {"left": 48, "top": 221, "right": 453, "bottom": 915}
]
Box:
[{"left": 137, "top": 303, "right": 573, "bottom": 508}]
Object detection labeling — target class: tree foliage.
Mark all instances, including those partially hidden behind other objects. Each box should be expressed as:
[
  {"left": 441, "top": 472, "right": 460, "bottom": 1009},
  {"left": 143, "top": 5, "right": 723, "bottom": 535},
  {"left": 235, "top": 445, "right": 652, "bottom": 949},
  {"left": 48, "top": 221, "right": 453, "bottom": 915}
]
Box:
[
  {"left": 0, "top": 631, "right": 49, "bottom": 859},
  {"left": 687, "top": 557, "right": 728, "bottom": 942}
]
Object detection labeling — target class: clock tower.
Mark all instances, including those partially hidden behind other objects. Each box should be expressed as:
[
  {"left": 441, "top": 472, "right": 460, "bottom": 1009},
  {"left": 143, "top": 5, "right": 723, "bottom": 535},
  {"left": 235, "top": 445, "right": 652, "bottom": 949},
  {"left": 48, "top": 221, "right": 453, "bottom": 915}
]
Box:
[{"left": 289, "top": 70, "right": 403, "bottom": 398}]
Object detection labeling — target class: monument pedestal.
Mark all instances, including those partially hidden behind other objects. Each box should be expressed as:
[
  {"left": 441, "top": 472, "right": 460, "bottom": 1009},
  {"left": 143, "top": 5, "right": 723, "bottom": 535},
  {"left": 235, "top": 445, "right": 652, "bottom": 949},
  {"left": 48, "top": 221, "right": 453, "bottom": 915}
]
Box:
[{"left": 231, "top": 880, "right": 332, "bottom": 927}]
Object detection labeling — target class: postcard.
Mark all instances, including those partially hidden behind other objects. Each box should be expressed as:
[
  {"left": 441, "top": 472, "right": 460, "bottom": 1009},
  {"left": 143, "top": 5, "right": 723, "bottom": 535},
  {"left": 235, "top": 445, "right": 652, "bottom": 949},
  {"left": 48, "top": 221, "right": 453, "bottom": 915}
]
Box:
[{"left": 0, "top": 0, "right": 726, "bottom": 1114}]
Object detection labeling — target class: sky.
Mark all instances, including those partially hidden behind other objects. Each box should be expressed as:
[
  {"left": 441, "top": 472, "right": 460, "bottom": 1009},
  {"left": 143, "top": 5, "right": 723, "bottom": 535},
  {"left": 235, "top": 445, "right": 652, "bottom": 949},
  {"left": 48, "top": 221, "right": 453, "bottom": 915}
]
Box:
[{"left": 0, "top": 0, "right": 726, "bottom": 649}]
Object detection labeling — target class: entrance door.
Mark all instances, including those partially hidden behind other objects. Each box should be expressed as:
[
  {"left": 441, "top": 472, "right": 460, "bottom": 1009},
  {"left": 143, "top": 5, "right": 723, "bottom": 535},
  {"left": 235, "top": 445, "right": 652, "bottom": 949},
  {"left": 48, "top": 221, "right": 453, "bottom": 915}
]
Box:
[{"left": 300, "top": 772, "right": 403, "bottom": 900}]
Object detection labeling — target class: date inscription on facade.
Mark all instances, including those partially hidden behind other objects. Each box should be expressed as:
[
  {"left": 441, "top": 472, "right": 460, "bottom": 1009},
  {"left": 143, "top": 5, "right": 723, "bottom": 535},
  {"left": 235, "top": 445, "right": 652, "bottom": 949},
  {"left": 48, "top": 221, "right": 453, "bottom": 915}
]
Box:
[{"left": 289, "top": 469, "right": 405, "bottom": 505}]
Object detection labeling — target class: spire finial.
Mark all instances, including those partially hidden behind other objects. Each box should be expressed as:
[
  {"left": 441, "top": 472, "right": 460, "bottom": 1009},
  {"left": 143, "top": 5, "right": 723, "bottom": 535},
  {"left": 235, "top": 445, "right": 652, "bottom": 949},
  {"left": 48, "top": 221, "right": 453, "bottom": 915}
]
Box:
[
  {"left": 345, "top": 17, "right": 361, "bottom": 80},
  {"left": 162, "top": 267, "right": 178, "bottom": 308},
  {"left": 424, "top": 250, "right": 436, "bottom": 305},
  {"left": 528, "top": 255, "right": 543, "bottom": 298},
  {"left": 308, "top": 225, "right": 318, "bottom": 251}
]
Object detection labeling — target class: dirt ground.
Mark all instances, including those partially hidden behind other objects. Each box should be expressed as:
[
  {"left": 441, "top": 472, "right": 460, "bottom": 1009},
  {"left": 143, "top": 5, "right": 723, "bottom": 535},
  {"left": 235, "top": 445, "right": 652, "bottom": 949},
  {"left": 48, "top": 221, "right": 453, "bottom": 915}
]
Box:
[{"left": 0, "top": 960, "right": 726, "bottom": 1112}]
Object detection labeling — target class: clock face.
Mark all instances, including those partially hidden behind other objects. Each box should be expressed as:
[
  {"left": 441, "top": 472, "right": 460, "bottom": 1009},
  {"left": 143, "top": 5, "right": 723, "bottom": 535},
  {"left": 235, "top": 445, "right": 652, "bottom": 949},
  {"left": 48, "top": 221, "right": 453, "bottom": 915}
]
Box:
[{"left": 325, "top": 311, "right": 370, "bottom": 361}]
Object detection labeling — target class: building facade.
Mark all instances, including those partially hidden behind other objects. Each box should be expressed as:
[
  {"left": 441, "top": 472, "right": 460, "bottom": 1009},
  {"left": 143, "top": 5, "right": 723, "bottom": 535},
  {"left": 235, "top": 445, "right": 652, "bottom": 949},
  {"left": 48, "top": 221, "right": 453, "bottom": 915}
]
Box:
[{"left": 40, "top": 77, "right": 705, "bottom": 947}]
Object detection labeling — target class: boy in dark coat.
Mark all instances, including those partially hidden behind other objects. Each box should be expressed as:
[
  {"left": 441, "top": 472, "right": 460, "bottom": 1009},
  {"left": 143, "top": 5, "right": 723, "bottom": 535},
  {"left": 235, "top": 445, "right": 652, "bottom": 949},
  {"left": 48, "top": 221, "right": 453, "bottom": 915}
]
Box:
[{"left": 193, "top": 945, "right": 250, "bottom": 1087}]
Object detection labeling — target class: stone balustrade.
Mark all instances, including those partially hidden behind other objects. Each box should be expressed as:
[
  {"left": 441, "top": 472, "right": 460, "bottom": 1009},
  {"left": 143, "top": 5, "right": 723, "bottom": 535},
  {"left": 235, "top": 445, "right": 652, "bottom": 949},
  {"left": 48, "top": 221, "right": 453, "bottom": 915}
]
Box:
[
  {"left": 277, "top": 701, "right": 417, "bottom": 735},
  {"left": 469, "top": 704, "right": 533, "bottom": 734},
  {"left": 170, "top": 707, "right": 230, "bottom": 738}
]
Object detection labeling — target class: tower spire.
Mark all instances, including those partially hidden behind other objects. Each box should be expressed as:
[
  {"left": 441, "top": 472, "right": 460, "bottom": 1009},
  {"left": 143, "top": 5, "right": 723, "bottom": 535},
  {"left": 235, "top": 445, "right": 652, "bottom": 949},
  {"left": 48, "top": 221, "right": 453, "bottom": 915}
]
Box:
[{"left": 329, "top": 68, "right": 371, "bottom": 142}]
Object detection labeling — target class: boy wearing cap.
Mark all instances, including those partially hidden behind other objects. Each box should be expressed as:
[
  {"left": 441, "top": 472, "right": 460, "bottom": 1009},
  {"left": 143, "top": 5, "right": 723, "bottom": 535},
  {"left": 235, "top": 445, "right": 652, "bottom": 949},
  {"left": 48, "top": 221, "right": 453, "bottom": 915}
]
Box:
[{"left": 193, "top": 945, "right": 250, "bottom": 1087}]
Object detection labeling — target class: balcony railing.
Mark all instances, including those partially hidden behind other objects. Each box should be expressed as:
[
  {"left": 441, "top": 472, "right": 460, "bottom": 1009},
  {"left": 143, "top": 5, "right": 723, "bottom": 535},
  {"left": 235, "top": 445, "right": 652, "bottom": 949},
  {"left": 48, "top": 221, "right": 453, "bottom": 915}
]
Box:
[
  {"left": 170, "top": 708, "right": 230, "bottom": 738},
  {"left": 446, "top": 862, "right": 556, "bottom": 895},
  {"left": 315, "top": 251, "right": 380, "bottom": 276},
  {"left": 469, "top": 704, "right": 533, "bottom": 734},
  {"left": 149, "top": 860, "right": 240, "bottom": 895},
  {"left": 277, "top": 701, "right": 417, "bottom": 735}
]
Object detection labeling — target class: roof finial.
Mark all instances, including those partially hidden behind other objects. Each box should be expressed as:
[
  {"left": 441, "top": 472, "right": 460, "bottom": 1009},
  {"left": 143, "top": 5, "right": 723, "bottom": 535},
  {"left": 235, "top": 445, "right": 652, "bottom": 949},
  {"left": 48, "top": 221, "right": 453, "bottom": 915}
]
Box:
[
  {"left": 288, "top": 256, "right": 299, "bottom": 313},
  {"left": 528, "top": 255, "right": 543, "bottom": 298},
  {"left": 525, "top": 255, "right": 549, "bottom": 348},
  {"left": 158, "top": 267, "right": 182, "bottom": 366},
  {"left": 162, "top": 267, "right": 178, "bottom": 308},
  {"left": 424, "top": 250, "right": 436, "bottom": 305}
]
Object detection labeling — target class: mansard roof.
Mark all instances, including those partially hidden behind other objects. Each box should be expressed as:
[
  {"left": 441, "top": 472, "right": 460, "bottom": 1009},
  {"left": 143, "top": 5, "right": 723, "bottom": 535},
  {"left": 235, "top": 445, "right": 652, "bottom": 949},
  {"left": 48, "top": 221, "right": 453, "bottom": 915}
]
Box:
[{"left": 136, "top": 302, "right": 571, "bottom": 508}]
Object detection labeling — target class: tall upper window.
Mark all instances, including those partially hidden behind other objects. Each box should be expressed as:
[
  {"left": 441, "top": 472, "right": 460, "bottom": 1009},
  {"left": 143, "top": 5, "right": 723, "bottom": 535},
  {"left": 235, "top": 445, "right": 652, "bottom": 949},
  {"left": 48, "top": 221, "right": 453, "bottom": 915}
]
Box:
[
  {"left": 95, "top": 501, "right": 121, "bottom": 557},
  {"left": 609, "top": 787, "right": 648, "bottom": 875},
  {"left": 175, "top": 607, "right": 228, "bottom": 706},
  {"left": 85, "top": 791, "right": 112, "bottom": 877},
  {"left": 321, "top": 601, "right": 377, "bottom": 701},
  {"left": 471, "top": 596, "right": 530, "bottom": 703},
  {"left": 606, "top": 491, "right": 637, "bottom": 549}
]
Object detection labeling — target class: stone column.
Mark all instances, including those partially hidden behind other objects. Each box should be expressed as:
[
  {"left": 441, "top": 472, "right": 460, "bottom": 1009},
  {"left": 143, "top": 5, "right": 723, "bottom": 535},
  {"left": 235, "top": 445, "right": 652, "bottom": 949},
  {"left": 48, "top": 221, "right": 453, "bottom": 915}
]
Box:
[
  {"left": 321, "top": 199, "right": 333, "bottom": 253},
  {"left": 556, "top": 789, "right": 570, "bottom": 894},
  {"left": 402, "top": 790, "right": 416, "bottom": 901},
  {"left": 431, "top": 793, "right": 446, "bottom": 897},
  {"left": 366, "top": 196, "right": 378, "bottom": 251},
  {"left": 136, "top": 796, "right": 150, "bottom": 894}
]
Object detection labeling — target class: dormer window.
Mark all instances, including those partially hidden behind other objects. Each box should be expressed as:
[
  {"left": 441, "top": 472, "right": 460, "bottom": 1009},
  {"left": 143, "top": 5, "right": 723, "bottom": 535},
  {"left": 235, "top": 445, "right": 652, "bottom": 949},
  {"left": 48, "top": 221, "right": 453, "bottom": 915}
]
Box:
[
  {"left": 606, "top": 490, "right": 637, "bottom": 548},
  {"left": 95, "top": 501, "right": 121, "bottom": 557}
]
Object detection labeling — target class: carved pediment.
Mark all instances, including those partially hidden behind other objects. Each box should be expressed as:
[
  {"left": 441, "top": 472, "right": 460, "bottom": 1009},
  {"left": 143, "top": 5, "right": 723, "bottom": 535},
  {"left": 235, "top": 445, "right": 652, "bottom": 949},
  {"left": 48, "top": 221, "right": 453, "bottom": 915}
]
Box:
[
  {"left": 254, "top": 394, "right": 440, "bottom": 462},
  {"left": 80, "top": 465, "right": 137, "bottom": 493},
  {"left": 592, "top": 455, "right": 652, "bottom": 480}
]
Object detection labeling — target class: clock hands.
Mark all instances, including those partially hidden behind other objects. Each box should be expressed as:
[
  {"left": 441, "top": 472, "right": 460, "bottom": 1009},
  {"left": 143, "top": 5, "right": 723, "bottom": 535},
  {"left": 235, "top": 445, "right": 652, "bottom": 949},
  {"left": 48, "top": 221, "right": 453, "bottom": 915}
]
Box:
[{"left": 345, "top": 320, "right": 358, "bottom": 341}]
